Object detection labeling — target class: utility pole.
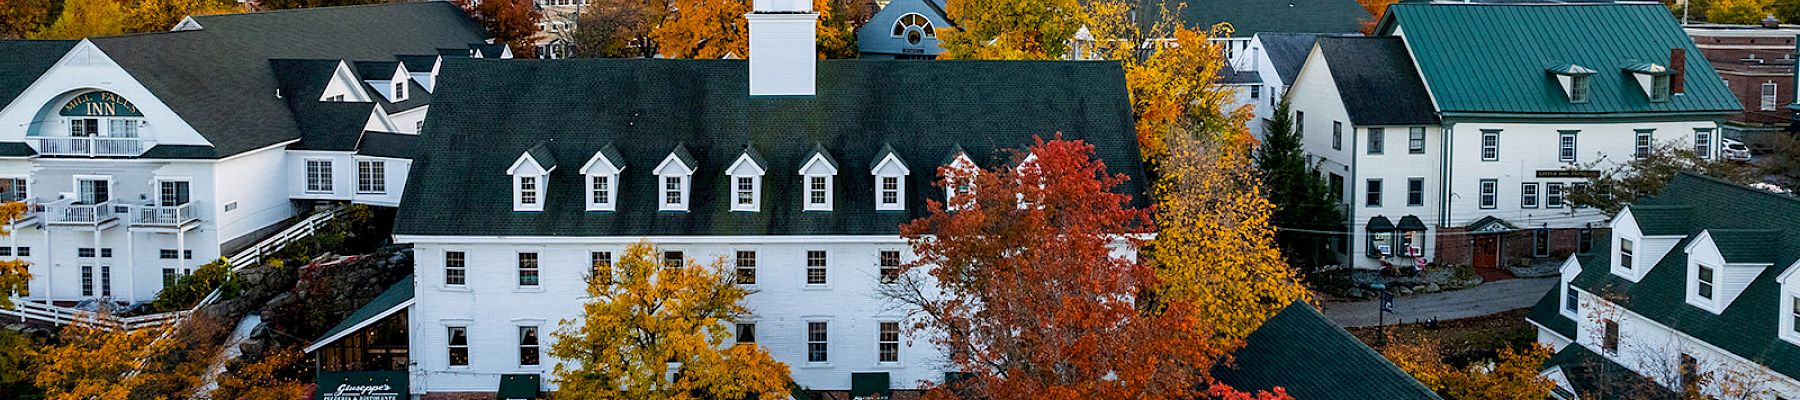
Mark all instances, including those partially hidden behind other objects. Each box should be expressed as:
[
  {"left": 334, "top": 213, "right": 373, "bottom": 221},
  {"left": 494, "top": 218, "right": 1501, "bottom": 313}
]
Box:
[{"left": 1683, "top": 0, "right": 1691, "bottom": 25}]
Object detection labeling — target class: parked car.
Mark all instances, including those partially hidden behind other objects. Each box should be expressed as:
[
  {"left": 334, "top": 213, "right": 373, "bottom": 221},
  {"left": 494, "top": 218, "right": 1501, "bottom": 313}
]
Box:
[{"left": 1723, "top": 138, "right": 1753, "bottom": 161}]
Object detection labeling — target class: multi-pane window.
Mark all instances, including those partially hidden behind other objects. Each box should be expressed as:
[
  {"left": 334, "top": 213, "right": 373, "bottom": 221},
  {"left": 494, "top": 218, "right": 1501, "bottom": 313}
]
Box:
[
  {"left": 1579, "top": 228, "right": 1595, "bottom": 253},
  {"left": 100, "top": 266, "right": 111, "bottom": 297},
  {"left": 807, "top": 322, "right": 829, "bottom": 362},
  {"left": 1521, "top": 183, "right": 1539, "bottom": 208},
  {"left": 1620, "top": 238, "right": 1635, "bottom": 270},
  {"left": 357, "top": 160, "right": 386, "bottom": 194},
  {"left": 1406, "top": 178, "right": 1424, "bottom": 207},
  {"left": 517, "top": 176, "right": 539, "bottom": 206},
  {"left": 1792, "top": 296, "right": 1799, "bottom": 335},
  {"left": 1650, "top": 75, "right": 1671, "bottom": 102},
  {"left": 159, "top": 249, "right": 193, "bottom": 259},
  {"left": 1408, "top": 127, "right": 1426, "bottom": 154},
  {"left": 808, "top": 176, "right": 830, "bottom": 208},
  {"left": 1695, "top": 129, "right": 1714, "bottom": 159},
  {"left": 736, "top": 323, "right": 757, "bottom": 344},
  {"left": 1565, "top": 283, "right": 1579, "bottom": 312},
  {"left": 663, "top": 251, "right": 684, "bottom": 269},
  {"left": 1331, "top": 122, "right": 1343, "bottom": 150},
  {"left": 806, "top": 250, "right": 827, "bottom": 285},
  {"left": 517, "top": 253, "right": 539, "bottom": 286},
  {"left": 880, "top": 176, "right": 901, "bottom": 208},
  {"left": 1635, "top": 130, "right": 1654, "bottom": 159},
  {"left": 1364, "top": 179, "right": 1382, "bottom": 207},
  {"left": 1546, "top": 183, "right": 1565, "bottom": 209},
  {"left": 1296, "top": 111, "right": 1305, "bottom": 138},
  {"left": 1367, "top": 127, "right": 1384, "bottom": 155},
  {"left": 163, "top": 268, "right": 179, "bottom": 287},
  {"left": 1696, "top": 264, "right": 1716, "bottom": 300},
  {"left": 879, "top": 322, "right": 900, "bottom": 363},
  {"left": 663, "top": 176, "right": 684, "bottom": 208},
  {"left": 1559, "top": 131, "right": 1578, "bottom": 163},
  {"left": 306, "top": 159, "right": 333, "bottom": 193},
  {"left": 1763, "top": 83, "right": 1780, "bottom": 111},
  {"left": 445, "top": 251, "right": 466, "bottom": 285},
  {"left": 1480, "top": 130, "right": 1500, "bottom": 161},
  {"left": 159, "top": 180, "right": 189, "bottom": 206},
  {"left": 591, "top": 251, "right": 612, "bottom": 284},
  {"left": 880, "top": 250, "right": 901, "bottom": 284},
  {"left": 1479, "top": 179, "right": 1498, "bottom": 209},
  {"left": 519, "top": 326, "right": 540, "bottom": 366},
  {"left": 736, "top": 176, "right": 756, "bottom": 208},
  {"left": 69, "top": 118, "right": 98, "bottom": 136},
  {"left": 1602, "top": 320, "right": 1620, "bottom": 353},
  {"left": 78, "top": 248, "right": 95, "bottom": 258},
  {"left": 81, "top": 266, "right": 93, "bottom": 296},
  {"left": 1570, "top": 75, "right": 1592, "bottom": 103},
  {"left": 589, "top": 175, "right": 612, "bottom": 209},
  {"left": 448, "top": 327, "right": 470, "bottom": 366},
  {"left": 0, "top": 177, "right": 26, "bottom": 202},
  {"left": 735, "top": 251, "right": 757, "bottom": 284},
  {"left": 394, "top": 81, "right": 408, "bottom": 101}
]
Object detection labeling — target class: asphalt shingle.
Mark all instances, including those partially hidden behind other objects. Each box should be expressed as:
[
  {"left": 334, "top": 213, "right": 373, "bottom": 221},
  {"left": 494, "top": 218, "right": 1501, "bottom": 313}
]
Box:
[
  {"left": 1213, "top": 301, "right": 1442, "bottom": 400},
  {"left": 1316, "top": 36, "right": 1438, "bottom": 125}
]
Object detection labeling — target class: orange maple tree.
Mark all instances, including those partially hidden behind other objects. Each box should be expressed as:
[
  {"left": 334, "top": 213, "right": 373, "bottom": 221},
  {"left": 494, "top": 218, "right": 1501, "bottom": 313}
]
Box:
[
  {"left": 455, "top": 0, "right": 543, "bottom": 58},
  {"left": 888, "top": 137, "right": 1289, "bottom": 400}
]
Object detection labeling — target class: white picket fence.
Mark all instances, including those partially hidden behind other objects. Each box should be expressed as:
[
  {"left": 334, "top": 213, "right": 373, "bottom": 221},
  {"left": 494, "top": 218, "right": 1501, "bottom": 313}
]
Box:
[{"left": 0, "top": 205, "right": 344, "bottom": 330}]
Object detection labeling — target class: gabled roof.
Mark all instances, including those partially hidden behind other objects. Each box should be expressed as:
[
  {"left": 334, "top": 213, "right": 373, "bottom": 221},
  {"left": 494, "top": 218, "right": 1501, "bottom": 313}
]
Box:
[
  {"left": 1256, "top": 33, "right": 1323, "bottom": 84},
  {"left": 1149, "top": 0, "right": 1370, "bottom": 37},
  {"left": 1705, "top": 229, "right": 1783, "bottom": 264},
  {"left": 1541, "top": 344, "right": 1682, "bottom": 400},
  {"left": 1212, "top": 302, "right": 1442, "bottom": 400},
  {"left": 580, "top": 142, "right": 626, "bottom": 174},
  {"left": 354, "top": 60, "right": 402, "bottom": 80},
  {"left": 729, "top": 143, "right": 770, "bottom": 174},
  {"left": 1626, "top": 205, "right": 1694, "bottom": 236},
  {"left": 1525, "top": 283, "right": 1577, "bottom": 340},
  {"left": 523, "top": 140, "right": 558, "bottom": 171},
  {"left": 800, "top": 143, "right": 840, "bottom": 174},
  {"left": 1570, "top": 173, "right": 1800, "bottom": 380},
  {"left": 1376, "top": 3, "right": 1741, "bottom": 117},
  {"left": 1216, "top": 67, "right": 1262, "bottom": 85},
  {"left": 305, "top": 274, "right": 414, "bottom": 353},
  {"left": 67, "top": 2, "right": 486, "bottom": 157},
  {"left": 0, "top": 40, "right": 77, "bottom": 107},
  {"left": 1315, "top": 36, "right": 1438, "bottom": 125},
  {"left": 395, "top": 59, "right": 1144, "bottom": 237},
  {"left": 272, "top": 58, "right": 381, "bottom": 152},
  {"left": 363, "top": 76, "right": 432, "bottom": 113},
  {"left": 355, "top": 131, "right": 418, "bottom": 159},
  {"left": 395, "top": 54, "right": 439, "bottom": 73},
  {"left": 869, "top": 143, "right": 909, "bottom": 174},
  {"left": 660, "top": 143, "right": 699, "bottom": 174}
]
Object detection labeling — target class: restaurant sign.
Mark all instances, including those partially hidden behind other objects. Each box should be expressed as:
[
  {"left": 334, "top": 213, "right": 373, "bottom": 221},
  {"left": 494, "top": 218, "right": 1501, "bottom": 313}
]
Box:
[
  {"left": 1536, "top": 169, "right": 1600, "bottom": 179},
  {"left": 318, "top": 371, "right": 408, "bottom": 400}
]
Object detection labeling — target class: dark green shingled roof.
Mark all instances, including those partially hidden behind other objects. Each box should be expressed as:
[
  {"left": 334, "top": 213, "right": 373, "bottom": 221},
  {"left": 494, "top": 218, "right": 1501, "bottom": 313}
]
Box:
[
  {"left": 0, "top": 40, "right": 77, "bottom": 107},
  {"left": 355, "top": 131, "right": 418, "bottom": 159},
  {"left": 396, "top": 55, "right": 439, "bottom": 73},
  {"left": 0, "top": 142, "right": 37, "bottom": 157},
  {"left": 1570, "top": 173, "right": 1800, "bottom": 380},
  {"left": 1316, "top": 36, "right": 1439, "bottom": 126},
  {"left": 1526, "top": 283, "right": 1577, "bottom": 340},
  {"left": 1707, "top": 229, "right": 1783, "bottom": 264},
  {"left": 1627, "top": 205, "right": 1694, "bottom": 236},
  {"left": 81, "top": 2, "right": 485, "bottom": 157},
  {"left": 396, "top": 59, "right": 1143, "bottom": 237},
  {"left": 1213, "top": 302, "right": 1442, "bottom": 400},
  {"left": 1543, "top": 345, "right": 1680, "bottom": 400},
  {"left": 1377, "top": 3, "right": 1741, "bottom": 117},
  {"left": 308, "top": 274, "right": 413, "bottom": 352}
]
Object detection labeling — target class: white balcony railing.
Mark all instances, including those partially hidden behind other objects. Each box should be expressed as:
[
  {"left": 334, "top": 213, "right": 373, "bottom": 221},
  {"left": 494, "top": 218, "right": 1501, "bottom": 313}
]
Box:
[
  {"left": 43, "top": 200, "right": 118, "bottom": 225},
  {"left": 31, "top": 137, "right": 152, "bottom": 157},
  {"left": 133, "top": 202, "right": 198, "bottom": 226}
]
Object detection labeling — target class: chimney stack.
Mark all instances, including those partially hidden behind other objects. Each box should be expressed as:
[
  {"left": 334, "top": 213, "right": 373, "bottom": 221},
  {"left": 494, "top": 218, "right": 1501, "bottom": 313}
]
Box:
[
  {"left": 747, "top": 0, "right": 819, "bottom": 96},
  {"left": 1670, "top": 47, "right": 1686, "bottom": 94}
]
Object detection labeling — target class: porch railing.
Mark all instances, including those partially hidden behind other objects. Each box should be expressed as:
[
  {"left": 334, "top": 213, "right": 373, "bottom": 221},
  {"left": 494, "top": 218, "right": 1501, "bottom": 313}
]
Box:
[
  {"left": 133, "top": 202, "right": 198, "bottom": 226},
  {"left": 31, "top": 137, "right": 153, "bottom": 157},
  {"left": 44, "top": 200, "right": 117, "bottom": 224}
]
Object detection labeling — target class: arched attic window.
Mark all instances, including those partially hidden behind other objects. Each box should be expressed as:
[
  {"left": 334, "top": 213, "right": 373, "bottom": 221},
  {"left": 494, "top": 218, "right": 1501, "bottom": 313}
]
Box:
[{"left": 891, "top": 13, "right": 936, "bottom": 45}]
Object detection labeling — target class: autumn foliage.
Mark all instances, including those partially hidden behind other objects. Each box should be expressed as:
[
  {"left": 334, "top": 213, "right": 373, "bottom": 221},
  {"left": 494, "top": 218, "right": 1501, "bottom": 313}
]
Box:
[
  {"left": 456, "top": 0, "right": 544, "bottom": 59},
  {"left": 20, "top": 0, "right": 241, "bottom": 40},
  {"left": 1381, "top": 334, "right": 1555, "bottom": 399},
  {"left": 936, "top": 0, "right": 1082, "bottom": 59},
  {"left": 549, "top": 241, "right": 790, "bottom": 400},
  {"left": 0, "top": 202, "right": 28, "bottom": 309},
  {"left": 888, "top": 137, "right": 1287, "bottom": 400}
]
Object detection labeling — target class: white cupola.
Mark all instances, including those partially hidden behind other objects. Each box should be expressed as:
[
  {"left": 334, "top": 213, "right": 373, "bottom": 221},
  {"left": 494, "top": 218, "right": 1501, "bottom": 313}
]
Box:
[{"left": 746, "top": 0, "right": 818, "bottom": 96}]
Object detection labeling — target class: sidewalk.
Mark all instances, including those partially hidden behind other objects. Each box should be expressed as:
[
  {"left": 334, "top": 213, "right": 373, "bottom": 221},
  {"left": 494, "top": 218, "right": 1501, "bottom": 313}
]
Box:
[{"left": 1319, "top": 277, "right": 1557, "bottom": 328}]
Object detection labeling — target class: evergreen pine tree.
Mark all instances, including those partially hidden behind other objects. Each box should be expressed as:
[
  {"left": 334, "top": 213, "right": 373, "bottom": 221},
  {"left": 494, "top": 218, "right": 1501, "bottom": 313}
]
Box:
[{"left": 1254, "top": 99, "right": 1344, "bottom": 272}]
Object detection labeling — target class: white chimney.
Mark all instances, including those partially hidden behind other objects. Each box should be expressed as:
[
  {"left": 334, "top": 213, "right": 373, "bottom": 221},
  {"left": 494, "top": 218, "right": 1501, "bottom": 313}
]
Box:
[{"left": 747, "top": 0, "right": 818, "bottom": 96}]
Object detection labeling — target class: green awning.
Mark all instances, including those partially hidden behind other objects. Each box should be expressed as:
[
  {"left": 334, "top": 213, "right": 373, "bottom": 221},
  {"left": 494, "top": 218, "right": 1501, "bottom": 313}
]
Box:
[
  {"left": 1366, "top": 216, "right": 1395, "bottom": 232},
  {"left": 498, "top": 374, "right": 540, "bottom": 399},
  {"left": 851, "top": 372, "right": 890, "bottom": 398},
  {"left": 305, "top": 274, "right": 415, "bottom": 353},
  {"left": 1396, "top": 215, "right": 1428, "bottom": 232}
]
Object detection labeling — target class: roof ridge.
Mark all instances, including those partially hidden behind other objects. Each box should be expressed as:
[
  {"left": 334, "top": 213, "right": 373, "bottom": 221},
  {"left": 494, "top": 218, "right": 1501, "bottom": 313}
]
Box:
[
  {"left": 196, "top": 1, "right": 451, "bottom": 19},
  {"left": 1674, "top": 171, "right": 1800, "bottom": 207}
]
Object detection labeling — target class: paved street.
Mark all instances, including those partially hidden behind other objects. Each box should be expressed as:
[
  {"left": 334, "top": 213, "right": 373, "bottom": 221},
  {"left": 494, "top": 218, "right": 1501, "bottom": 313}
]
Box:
[{"left": 1320, "top": 277, "right": 1558, "bottom": 328}]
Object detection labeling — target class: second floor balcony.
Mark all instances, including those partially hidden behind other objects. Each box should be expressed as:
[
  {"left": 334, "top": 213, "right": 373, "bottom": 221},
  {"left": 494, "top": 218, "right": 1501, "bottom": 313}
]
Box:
[
  {"left": 131, "top": 202, "right": 199, "bottom": 228},
  {"left": 43, "top": 199, "right": 121, "bottom": 226},
  {"left": 30, "top": 137, "right": 155, "bottom": 157}
]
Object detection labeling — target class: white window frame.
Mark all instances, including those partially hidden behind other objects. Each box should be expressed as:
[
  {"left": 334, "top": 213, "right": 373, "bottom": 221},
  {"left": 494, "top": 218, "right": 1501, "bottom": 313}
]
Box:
[
  {"left": 872, "top": 152, "right": 910, "bottom": 212},
  {"left": 727, "top": 152, "right": 765, "bottom": 212},
  {"left": 518, "top": 325, "right": 541, "bottom": 367},
  {"left": 0, "top": 175, "right": 27, "bottom": 202},
  {"left": 1480, "top": 130, "right": 1500, "bottom": 161},
  {"left": 305, "top": 158, "right": 334, "bottom": 194},
  {"left": 877, "top": 320, "right": 901, "bottom": 364},
  {"left": 393, "top": 80, "right": 408, "bottom": 102},
  {"left": 446, "top": 325, "right": 470, "bottom": 367},
  {"left": 807, "top": 320, "right": 830, "bottom": 364},
  {"left": 1635, "top": 130, "right": 1653, "bottom": 159},
  {"left": 1695, "top": 129, "right": 1714, "bottom": 159},
  {"left": 1558, "top": 131, "right": 1578, "bottom": 163},
  {"left": 1408, "top": 126, "right": 1426, "bottom": 154},
  {"left": 1546, "top": 183, "right": 1565, "bottom": 209},
  {"left": 735, "top": 250, "right": 756, "bottom": 285},
  {"left": 1562, "top": 281, "right": 1581, "bottom": 319},
  {"left": 1780, "top": 282, "right": 1800, "bottom": 345},
  {"left": 1367, "top": 127, "right": 1384, "bottom": 155},
  {"left": 517, "top": 251, "right": 541, "bottom": 288},
  {"left": 805, "top": 249, "right": 828, "bottom": 286},
  {"left": 1695, "top": 262, "right": 1717, "bottom": 301},
  {"left": 508, "top": 153, "right": 551, "bottom": 212},
  {"left": 945, "top": 154, "right": 977, "bottom": 211},
  {"left": 443, "top": 250, "right": 467, "bottom": 286},
  {"left": 357, "top": 159, "right": 386, "bottom": 194},
  {"left": 579, "top": 150, "right": 623, "bottom": 212},
  {"left": 1762, "top": 82, "right": 1779, "bottom": 111},
  {"left": 1522, "top": 182, "right": 1539, "bottom": 209},
  {"left": 1619, "top": 237, "right": 1636, "bottom": 271},
  {"left": 587, "top": 174, "right": 615, "bottom": 211},
  {"left": 655, "top": 152, "right": 694, "bottom": 212},
  {"left": 800, "top": 152, "right": 838, "bottom": 212},
  {"left": 154, "top": 177, "right": 191, "bottom": 207},
  {"left": 1479, "top": 179, "right": 1498, "bottom": 209}
]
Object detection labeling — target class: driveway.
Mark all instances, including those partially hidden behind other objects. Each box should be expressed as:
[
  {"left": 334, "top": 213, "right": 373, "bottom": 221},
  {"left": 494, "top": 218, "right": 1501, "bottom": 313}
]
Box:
[{"left": 1319, "top": 277, "right": 1558, "bottom": 328}]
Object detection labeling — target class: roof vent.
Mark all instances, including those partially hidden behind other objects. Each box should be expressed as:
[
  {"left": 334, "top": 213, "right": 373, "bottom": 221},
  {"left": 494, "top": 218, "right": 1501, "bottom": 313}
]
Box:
[{"left": 1763, "top": 14, "right": 1781, "bottom": 29}]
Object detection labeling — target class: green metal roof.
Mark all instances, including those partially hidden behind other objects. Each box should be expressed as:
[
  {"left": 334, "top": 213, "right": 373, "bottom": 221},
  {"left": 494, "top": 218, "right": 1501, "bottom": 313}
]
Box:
[
  {"left": 306, "top": 274, "right": 414, "bottom": 353},
  {"left": 1212, "top": 302, "right": 1442, "bottom": 400},
  {"left": 1378, "top": 3, "right": 1741, "bottom": 117}
]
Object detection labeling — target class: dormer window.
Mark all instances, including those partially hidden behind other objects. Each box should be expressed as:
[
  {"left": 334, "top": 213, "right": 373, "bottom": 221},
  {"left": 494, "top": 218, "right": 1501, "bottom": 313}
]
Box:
[
  {"left": 1625, "top": 63, "right": 1674, "bottom": 103},
  {"left": 656, "top": 144, "right": 697, "bottom": 212},
  {"left": 508, "top": 142, "right": 557, "bottom": 212},
  {"left": 870, "top": 144, "right": 909, "bottom": 211},
  {"left": 1783, "top": 267, "right": 1800, "bottom": 345},
  {"left": 393, "top": 81, "right": 408, "bottom": 102},
  {"left": 945, "top": 150, "right": 977, "bottom": 211},
  {"left": 1696, "top": 263, "right": 1716, "bottom": 300},
  {"left": 580, "top": 143, "right": 625, "bottom": 212},
  {"left": 727, "top": 145, "right": 768, "bottom": 212},
  {"left": 799, "top": 144, "right": 839, "bottom": 212},
  {"left": 1548, "top": 64, "right": 1596, "bottom": 104},
  {"left": 1619, "top": 238, "right": 1635, "bottom": 270}
]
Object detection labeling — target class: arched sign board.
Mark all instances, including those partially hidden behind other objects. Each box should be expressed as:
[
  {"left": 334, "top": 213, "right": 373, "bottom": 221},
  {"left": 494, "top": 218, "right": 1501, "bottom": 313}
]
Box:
[{"left": 59, "top": 92, "right": 143, "bottom": 117}]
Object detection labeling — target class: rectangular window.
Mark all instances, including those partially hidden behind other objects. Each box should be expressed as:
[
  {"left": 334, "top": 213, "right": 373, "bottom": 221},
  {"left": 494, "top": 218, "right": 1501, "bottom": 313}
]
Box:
[
  {"left": 16, "top": 247, "right": 28, "bottom": 257},
  {"left": 1620, "top": 238, "right": 1635, "bottom": 270},
  {"left": 1695, "top": 129, "right": 1713, "bottom": 159},
  {"left": 1792, "top": 296, "right": 1799, "bottom": 334},
  {"left": 591, "top": 251, "right": 612, "bottom": 284},
  {"left": 663, "top": 251, "right": 683, "bottom": 269},
  {"left": 517, "top": 253, "right": 539, "bottom": 287},
  {"left": 1570, "top": 75, "right": 1592, "bottom": 103},
  {"left": 1559, "top": 131, "right": 1578, "bottom": 163},
  {"left": 448, "top": 326, "right": 470, "bottom": 366},
  {"left": 1602, "top": 320, "right": 1620, "bottom": 354},
  {"left": 1332, "top": 122, "right": 1343, "bottom": 150},
  {"left": 1533, "top": 229, "right": 1550, "bottom": 257},
  {"left": 163, "top": 268, "right": 179, "bottom": 287},
  {"left": 1579, "top": 228, "right": 1595, "bottom": 253},
  {"left": 0, "top": 177, "right": 26, "bottom": 202},
  {"left": 519, "top": 326, "right": 540, "bottom": 366},
  {"left": 78, "top": 248, "right": 95, "bottom": 258},
  {"left": 1651, "top": 75, "right": 1671, "bottom": 102},
  {"left": 736, "top": 176, "right": 756, "bottom": 207},
  {"left": 1763, "top": 82, "right": 1780, "bottom": 111},
  {"left": 808, "top": 176, "right": 829, "bottom": 206},
  {"left": 880, "top": 176, "right": 901, "bottom": 206},
  {"left": 1408, "top": 127, "right": 1426, "bottom": 154},
  {"left": 1407, "top": 178, "right": 1424, "bottom": 206},
  {"left": 1635, "top": 130, "right": 1653, "bottom": 159},
  {"left": 1697, "top": 264, "right": 1715, "bottom": 300},
  {"left": 663, "top": 176, "right": 683, "bottom": 207},
  {"left": 1481, "top": 130, "right": 1500, "bottom": 161},
  {"left": 735, "top": 250, "right": 756, "bottom": 285},
  {"left": 1368, "top": 127, "right": 1384, "bottom": 155},
  {"left": 81, "top": 266, "right": 93, "bottom": 296},
  {"left": 1296, "top": 111, "right": 1305, "bottom": 138},
  {"left": 306, "top": 159, "right": 333, "bottom": 193},
  {"left": 879, "top": 322, "right": 900, "bottom": 363},
  {"left": 1329, "top": 174, "right": 1344, "bottom": 203},
  {"left": 806, "top": 250, "right": 827, "bottom": 285},
  {"left": 1479, "top": 179, "right": 1498, "bottom": 209},
  {"left": 159, "top": 180, "right": 190, "bottom": 207},
  {"left": 100, "top": 266, "right": 111, "bottom": 297},
  {"left": 880, "top": 250, "right": 902, "bottom": 284},
  {"left": 394, "top": 82, "right": 408, "bottom": 100},
  {"left": 807, "top": 322, "right": 829, "bottom": 363},
  {"left": 1565, "top": 283, "right": 1580, "bottom": 312},
  {"left": 1522, "top": 183, "right": 1539, "bottom": 208},
  {"left": 357, "top": 160, "right": 385, "bottom": 194},
  {"left": 736, "top": 323, "right": 756, "bottom": 344},
  {"left": 518, "top": 176, "right": 538, "bottom": 206},
  {"left": 76, "top": 178, "right": 108, "bottom": 204},
  {"left": 69, "top": 118, "right": 98, "bottom": 136},
  {"left": 590, "top": 175, "right": 611, "bottom": 207},
  {"left": 99, "top": 248, "right": 111, "bottom": 258},
  {"left": 445, "top": 251, "right": 466, "bottom": 285},
  {"left": 1546, "top": 183, "right": 1564, "bottom": 209},
  {"left": 1365, "top": 179, "right": 1382, "bottom": 207},
  {"left": 159, "top": 249, "right": 177, "bottom": 259},
  {"left": 1250, "top": 85, "right": 1260, "bottom": 99}
]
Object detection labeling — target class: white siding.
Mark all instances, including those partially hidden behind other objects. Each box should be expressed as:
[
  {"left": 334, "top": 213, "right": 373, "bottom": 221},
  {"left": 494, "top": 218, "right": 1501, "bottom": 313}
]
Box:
[
  {"left": 1441, "top": 120, "right": 1711, "bottom": 230},
  {"left": 215, "top": 144, "right": 294, "bottom": 244}
]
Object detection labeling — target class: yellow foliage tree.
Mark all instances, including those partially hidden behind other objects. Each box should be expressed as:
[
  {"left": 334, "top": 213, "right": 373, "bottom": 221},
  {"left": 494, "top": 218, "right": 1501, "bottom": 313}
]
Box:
[
  {"left": 650, "top": 0, "right": 749, "bottom": 58},
  {"left": 126, "top": 0, "right": 241, "bottom": 33},
  {"left": 1707, "top": 0, "right": 1773, "bottom": 24},
  {"left": 32, "top": 318, "right": 169, "bottom": 399},
  {"left": 213, "top": 347, "right": 309, "bottom": 400},
  {"left": 549, "top": 241, "right": 790, "bottom": 399},
  {"left": 1084, "top": 1, "right": 1250, "bottom": 164},
  {"left": 936, "top": 0, "right": 1083, "bottom": 59},
  {"left": 1382, "top": 334, "right": 1555, "bottom": 399},
  {"left": 31, "top": 0, "right": 129, "bottom": 39},
  {"left": 0, "top": 202, "right": 28, "bottom": 309}
]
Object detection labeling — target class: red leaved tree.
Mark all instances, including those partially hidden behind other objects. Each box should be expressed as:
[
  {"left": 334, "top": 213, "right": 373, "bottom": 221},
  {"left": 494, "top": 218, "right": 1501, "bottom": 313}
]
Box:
[
  {"left": 886, "top": 137, "right": 1289, "bottom": 400},
  {"left": 455, "top": 0, "right": 543, "bottom": 58}
]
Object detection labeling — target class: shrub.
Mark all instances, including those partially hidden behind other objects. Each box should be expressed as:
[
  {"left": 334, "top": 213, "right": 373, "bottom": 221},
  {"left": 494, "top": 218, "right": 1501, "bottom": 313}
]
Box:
[{"left": 149, "top": 258, "right": 237, "bottom": 312}]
